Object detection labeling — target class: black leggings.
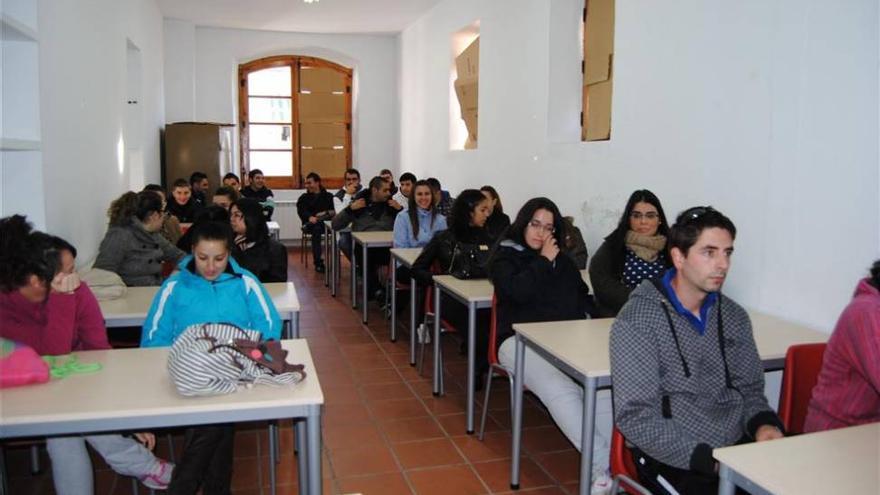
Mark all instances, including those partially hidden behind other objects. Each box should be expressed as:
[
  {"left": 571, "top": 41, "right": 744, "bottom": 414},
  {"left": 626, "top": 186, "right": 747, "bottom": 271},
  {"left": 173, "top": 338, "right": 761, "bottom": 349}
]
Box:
[{"left": 168, "top": 424, "right": 235, "bottom": 495}]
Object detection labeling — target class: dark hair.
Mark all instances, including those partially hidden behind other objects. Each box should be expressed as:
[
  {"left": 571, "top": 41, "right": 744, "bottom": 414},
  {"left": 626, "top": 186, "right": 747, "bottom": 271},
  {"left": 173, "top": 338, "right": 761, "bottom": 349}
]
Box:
[
  {"left": 505, "top": 197, "right": 565, "bottom": 249},
  {"left": 49, "top": 236, "right": 77, "bottom": 259},
  {"left": 189, "top": 221, "right": 234, "bottom": 252},
  {"left": 0, "top": 215, "right": 60, "bottom": 292},
  {"left": 142, "top": 184, "right": 165, "bottom": 197},
  {"left": 193, "top": 205, "right": 230, "bottom": 225},
  {"left": 107, "top": 191, "right": 164, "bottom": 226},
  {"left": 380, "top": 169, "right": 393, "bottom": 176},
  {"left": 425, "top": 177, "right": 441, "bottom": 191},
  {"left": 869, "top": 260, "right": 880, "bottom": 289},
  {"left": 668, "top": 206, "right": 737, "bottom": 255},
  {"left": 189, "top": 171, "right": 208, "bottom": 186},
  {"left": 223, "top": 172, "right": 240, "bottom": 183},
  {"left": 344, "top": 168, "right": 360, "bottom": 178},
  {"left": 232, "top": 198, "right": 269, "bottom": 242},
  {"left": 172, "top": 178, "right": 190, "bottom": 189},
  {"left": 399, "top": 172, "right": 417, "bottom": 184},
  {"left": 248, "top": 169, "right": 263, "bottom": 180},
  {"left": 480, "top": 185, "right": 503, "bottom": 214},
  {"left": 214, "top": 186, "right": 239, "bottom": 202},
  {"left": 368, "top": 176, "right": 387, "bottom": 191},
  {"left": 607, "top": 189, "right": 670, "bottom": 241},
  {"left": 306, "top": 172, "right": 321, "bottom": 183},
  {"left": 448, "top": 189, "right": 488, "bottom": 238},
  {"left": 407, "top": 180, "right": 439, "bottom": 241}
]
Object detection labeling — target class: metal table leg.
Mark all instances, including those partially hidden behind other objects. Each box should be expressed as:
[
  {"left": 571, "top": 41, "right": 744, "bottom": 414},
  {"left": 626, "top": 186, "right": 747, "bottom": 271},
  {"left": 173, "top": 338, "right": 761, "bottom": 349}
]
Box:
[
  {"left": 579, "top": 379, "right": 598, "bottom": 495},
  {"left": 409, "top": 276, "right": 417, "bottom": 366},
  {"left": 295, "top": 419, "right": 307, "bottom": 495},
  {"left": 510, "top": 334, "right": 526, "bottom": 489},
  {"left": 390, "top": 260, "right": 397, "bottom": 341},
  {"left": 718, "top": 465, "right": 737, "bottom": 495},
  {"left": 432, "top": 283, "right": 442, "bottom": 395},
  {"left": 306, "top": 410, "right": 322, "bottom": 495},
  {"left": 466, "top": 301, "right": 476, "bottom": 434},
  {"left": 350, "top": 236, "right": 356, "bottom": 308},
  {"left": 331, "top": 231, "right": 337, "bottom": 297},
  {"left": 361, "top": 242, "right": 368, "bottom": 323}
]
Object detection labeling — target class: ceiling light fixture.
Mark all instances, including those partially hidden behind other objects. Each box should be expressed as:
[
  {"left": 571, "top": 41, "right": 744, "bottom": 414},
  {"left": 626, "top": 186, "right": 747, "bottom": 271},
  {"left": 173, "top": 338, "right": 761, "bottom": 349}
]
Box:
[{"left": 303, "top": 0, "right": 319, "bottom": 3}]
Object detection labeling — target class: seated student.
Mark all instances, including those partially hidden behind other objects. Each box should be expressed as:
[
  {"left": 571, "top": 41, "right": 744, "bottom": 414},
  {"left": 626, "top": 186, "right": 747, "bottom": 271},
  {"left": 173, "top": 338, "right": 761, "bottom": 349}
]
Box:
[
  {"left": 177, "top": 205, "right": 231, "bottom": 253},
  {"left": 392, "top": 172, "right": 416, "bottom": 207},
  {"left": 0, "top": 216, "right": 173, "bottom": 494},
  {"left": 222, "top": 172, "right": 241, "bottom": 191},
  {"left": 141, "top": 220, "right": 281, "bottom": 494},
  {"left": 804, "top": 259, "right": 880, "bottom": 432},
  {"left": 333, "top": 168, "right": 363, "bottom": 260},
  {"left": 94, "top": 191, "right": 185, "bottom": 286},
  {"left": 239, "top": 168, "right": 275, "bottom": 220},
  {"left": 426, "top": 177, "right": 454, "bottom": 217},
  {"left": 379, "top": 168, "right": 399, "bottom": 196},
  {"left": 393, "top": 179, "right": 447, "bottom": 249},
  {"left": 230, "top": 198, "right": 288, "bottom": 283},
  {"left": 190, "top": 171, "right": 209, "bottom": 208},
  {"left": 589, "top": 189, "right": 672, "bottom": 317},
  {"left": 479, "top": 185, "right": 510, "bottom": 241},
  {"left": 332, "top": 176, "right": 398, "bottom": 300},
  {"left": 610, "top": 206, "right": 785, "bottom": 495},
  {"left": 488, "top": 198, "right": 606, "bottom": 491},
  {"left": 211, "top": 185, "right": 239, "bottom": 210},
  {"left": 166, "top": 178, "right": 201, "bottom": 224},
  {"left": 562, "top": 216, "right": 589, "bottom": 269},
  {"left": 297, "top": 172, "right": 335, "bottom": 273},
  {"left": 411, "top": 190, "right": 493, "bottom": 379},
  {"left": 143, "top": 183, "right": 183, "bottom": 245}
]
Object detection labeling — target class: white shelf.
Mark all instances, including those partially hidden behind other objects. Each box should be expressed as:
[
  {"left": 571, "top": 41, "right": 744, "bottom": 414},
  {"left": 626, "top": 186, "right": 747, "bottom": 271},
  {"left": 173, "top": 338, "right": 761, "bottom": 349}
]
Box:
[
  {"left": 0, "top": 13, "right": 38, "bottom": 42},
  {"left": 1, "top": 138, "right": 41, "bottom": 151}
]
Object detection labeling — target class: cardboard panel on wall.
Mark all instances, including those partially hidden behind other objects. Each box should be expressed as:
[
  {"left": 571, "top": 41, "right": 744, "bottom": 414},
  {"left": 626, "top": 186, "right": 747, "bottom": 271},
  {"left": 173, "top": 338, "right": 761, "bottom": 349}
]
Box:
[
  {"left": 454, "top": 76, "right": 478, "bottom": 112},
  {"left": 584, "top": 0, "right": 615, "bottom": 85},
  {"left": 583, "top": 80, "right": 612, "bottom": 141},
  {"left": 301, "top": 148, "right": 346, "bottom": 177},
  {"left": 300, "top": 123, "right": 346, "bottom": 148},
  {"left": 300, "top": 67, "right": 346, "bottom": 92},
  {"left": 298, "top": 93, "right": 346, "bottom": 123},
  {"left": 455, "top": 38, "right": 480, "bottom": 78}
]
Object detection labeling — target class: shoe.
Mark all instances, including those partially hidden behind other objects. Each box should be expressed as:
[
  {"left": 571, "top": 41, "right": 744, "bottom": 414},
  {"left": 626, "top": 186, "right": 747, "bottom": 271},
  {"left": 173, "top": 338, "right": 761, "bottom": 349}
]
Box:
[
  {"left": 416, "top": 323, "right": 431, "bottom": 344},
  {"left": 140, "top": 459, "right": 174, "bottom": 490},
  {"left": 590, "top": 466, "right": 612, "bottom": 495},
  {"left": 315, "top": 262, "right": 326, "bottom": 273}
]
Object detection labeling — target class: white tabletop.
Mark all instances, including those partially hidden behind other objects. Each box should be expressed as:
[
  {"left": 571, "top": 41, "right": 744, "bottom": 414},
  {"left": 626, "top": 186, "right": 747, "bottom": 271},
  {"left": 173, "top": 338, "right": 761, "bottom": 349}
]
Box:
[
  {"left": 0, "top": 340, "right": 323, "bottom": 438},
  {"left": 390, "top": 247, "right": 422, "bottom": 267},
  {"left": 714, "top": 422, "right": 880, "bottom": 494},
  {"left": 433, "top": 275, "right": 494, "bottom": 304},
  {"left": 267, "top": 221, "right": 280, "bottom": 231},
  {"left": 99, "top": 282, "right": 301, "bottom": 327},
  {"left": 351, "top": 231, "right": 394, "bottom": 246}
]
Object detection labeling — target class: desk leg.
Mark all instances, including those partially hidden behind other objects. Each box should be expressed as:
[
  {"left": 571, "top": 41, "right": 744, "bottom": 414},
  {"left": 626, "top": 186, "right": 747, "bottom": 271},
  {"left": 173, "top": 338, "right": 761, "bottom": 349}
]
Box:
[
  {"left": 324, "top": 229, "right": 330, "bottom": 287},
  {"left": 579, "top": 379, "right": 598, "bottom": 495},
  {"left": 307, "top": 410, "right": 323, "bottom": 495},
  {"left": 391, "top": 260, "right": 397, "bottom": 342},
  {"left": 331, "top": 231, "right": 337, "bottom": 297},
  {"left": 466, "top": 301, "right": 476, "bottom": 434},
  {"left": 283, "top": 320, "right": 291, "bottom": 340},
  {"left": 295, "top": 419, "right": 308, "bottom": 495},
  {"left": 361, "top": 242, "right": 368, "bottom": 324},
  {"left": 432, "top": 283, "right": 442, "bottom": 395},
  {"left": 409, "top": 276, "right": 417, "bottom": 366},
  {"left": 717, "top": 465, "right": 736, "bottom": 495},
  {"left": 293, "top": 312, "right": 300, "bottom": 339},
  {"left": 268, "top": 423, "right": 278, "bottom": 495},
  {"left": 350, "top": 236, "right": 357, "bottom": 308},
  {"left": 510, "top": 334, "right": 525, "bottom": 490}
]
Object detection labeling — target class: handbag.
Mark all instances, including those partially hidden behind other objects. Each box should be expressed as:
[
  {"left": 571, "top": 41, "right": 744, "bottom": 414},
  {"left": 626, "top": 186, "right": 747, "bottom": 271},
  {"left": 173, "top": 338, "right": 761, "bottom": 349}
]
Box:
[
  {"left": 167, "top": 323, "right": 306, "bottom": 397},
  {"left": 449, "top": 241, "right": 491, "bottom": 280},
  {"left": 0, "top": 339, "right": 50, "bottom": 388}
]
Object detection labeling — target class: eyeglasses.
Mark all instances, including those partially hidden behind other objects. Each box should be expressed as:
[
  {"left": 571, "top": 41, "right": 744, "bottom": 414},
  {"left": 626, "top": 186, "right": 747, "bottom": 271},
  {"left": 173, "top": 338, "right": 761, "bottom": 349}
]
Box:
[
  {"left": 528, "top": 219, "right": 555, "bottom": 234},
  {"left": 630, "top": 211, "right": 659, "bottom": 220}
]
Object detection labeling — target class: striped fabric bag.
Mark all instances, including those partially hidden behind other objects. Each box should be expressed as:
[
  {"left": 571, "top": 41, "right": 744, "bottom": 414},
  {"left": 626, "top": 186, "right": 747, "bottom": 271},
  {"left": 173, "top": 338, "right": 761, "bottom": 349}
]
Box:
[{"left": 167, "top": 323, "right": 307, "bottom": 397}]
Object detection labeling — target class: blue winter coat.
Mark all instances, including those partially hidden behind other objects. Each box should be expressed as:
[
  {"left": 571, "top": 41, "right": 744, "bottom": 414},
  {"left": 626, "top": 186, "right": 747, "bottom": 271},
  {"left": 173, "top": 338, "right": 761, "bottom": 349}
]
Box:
[
  {"left": 141, "top": 255, "right": 282, "bottom": 347},
  {"left": 393, "top": 208, "right": 447, "bottom": 248}
]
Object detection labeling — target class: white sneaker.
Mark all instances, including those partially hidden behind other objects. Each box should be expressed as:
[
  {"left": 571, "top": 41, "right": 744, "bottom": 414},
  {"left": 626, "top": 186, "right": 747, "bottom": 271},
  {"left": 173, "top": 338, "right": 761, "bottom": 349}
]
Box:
[
  {"left": 416, "top": 324, "right": 431, "bottom": 344},
  {"left": 590, "top": 466, "right": 612, "bottom": 495}
]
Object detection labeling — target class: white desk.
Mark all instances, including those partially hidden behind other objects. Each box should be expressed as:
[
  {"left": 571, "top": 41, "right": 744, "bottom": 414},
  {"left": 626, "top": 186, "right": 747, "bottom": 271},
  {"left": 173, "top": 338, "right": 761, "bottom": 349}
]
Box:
[
  {"left": 510, "top": 312, "right": 830, "bottom": 495},
  {"left": 390, "top": 248, "right": 423, "bottom": 366},
  {"left": 267, "top": 221, "right": 281, "bottom": 241},
  {"left": 715, "top": 422, "right": 880, "bottom": 495},
  {"left": 350, "top": 231, "right": 394, "bottom": 324},
  {"left": 0, "top": 340, "right": 324, "bottom": 495},
  {"left": 99, "top": 282, "right": 302, "bottom": 339}
]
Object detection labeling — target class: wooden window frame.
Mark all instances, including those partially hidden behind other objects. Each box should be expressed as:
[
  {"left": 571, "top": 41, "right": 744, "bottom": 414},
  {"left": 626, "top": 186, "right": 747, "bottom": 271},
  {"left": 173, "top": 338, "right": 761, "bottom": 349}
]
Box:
[{"left": 238, "top": 55, "right": 353, "bottom": 190}]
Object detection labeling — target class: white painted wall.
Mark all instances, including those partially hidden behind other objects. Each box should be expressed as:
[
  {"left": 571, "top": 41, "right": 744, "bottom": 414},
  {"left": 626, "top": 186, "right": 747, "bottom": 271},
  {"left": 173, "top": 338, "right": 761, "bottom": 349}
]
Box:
[
  {"left": 399, "top": 0, "right": 880, "bottom": 332},
  {"left": 37, "top": 0, "right": 165, "bottom": 264},
  {"left": 162, "top": 21, "right": 399, "bottom": 183}
]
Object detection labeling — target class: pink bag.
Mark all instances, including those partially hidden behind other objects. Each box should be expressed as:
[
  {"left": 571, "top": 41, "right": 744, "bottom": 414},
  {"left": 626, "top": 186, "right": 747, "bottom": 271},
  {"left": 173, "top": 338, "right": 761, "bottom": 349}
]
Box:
[{"left": 0, "top": 338, "right": 50, "bottom": 388}]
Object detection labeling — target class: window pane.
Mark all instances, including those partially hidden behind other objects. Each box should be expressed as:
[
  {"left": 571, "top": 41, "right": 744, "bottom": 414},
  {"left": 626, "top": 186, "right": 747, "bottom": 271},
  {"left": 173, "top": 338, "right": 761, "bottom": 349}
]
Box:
[
  {"left": 248, "top": 67, "right": 291, "bottom": 97},
  {"left": 249, "top": 151, "right": 292, "bottom": 176},
  {"left": 249, "top": 97, "right": 292, "bottom": 123},
  {"left": 249, "top": 124, "right": 293, "bottom": 150}
]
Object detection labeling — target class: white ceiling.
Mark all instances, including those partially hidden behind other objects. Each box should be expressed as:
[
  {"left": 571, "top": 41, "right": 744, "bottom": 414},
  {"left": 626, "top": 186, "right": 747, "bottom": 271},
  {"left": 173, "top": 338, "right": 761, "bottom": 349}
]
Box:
[{"left": 157, "top": 0, "right": 444, "bottom": 34}]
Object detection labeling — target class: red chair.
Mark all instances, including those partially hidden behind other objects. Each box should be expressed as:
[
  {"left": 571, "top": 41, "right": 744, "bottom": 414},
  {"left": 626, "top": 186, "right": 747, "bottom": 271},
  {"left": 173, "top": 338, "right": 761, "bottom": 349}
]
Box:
[
  {"left": 609, "top": 427, "right": 651, "bottom": 494},
  {"left": 778, "top": 343, "right": 827, "bottom": 434}
]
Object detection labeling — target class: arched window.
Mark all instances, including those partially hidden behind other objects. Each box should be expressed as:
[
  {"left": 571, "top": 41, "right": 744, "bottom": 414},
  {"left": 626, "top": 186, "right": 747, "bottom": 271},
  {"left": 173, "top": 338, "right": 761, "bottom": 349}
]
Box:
[{"left": 238, "top": 55, "right": 352, "bottom": 189}]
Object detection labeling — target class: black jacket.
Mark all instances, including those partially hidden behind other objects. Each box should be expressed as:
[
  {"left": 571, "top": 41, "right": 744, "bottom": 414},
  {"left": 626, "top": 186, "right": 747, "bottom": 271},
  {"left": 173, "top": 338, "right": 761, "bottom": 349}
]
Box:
[
  {"left": 331, "top": 189, "right": 397, "bottom": 232},
  {"left": 296, "top": 189, "right": 335, "bottom": 224},
  {"left": 232, "top": 238, "right": 288, "bottom": 283},
  {"left": 166, "top": 198, "right": 201, "bottom": 224},
  {"left": 411, "top": 226, "right": 493, "bottom": 286},
  {"left": 489, "top": 240, "right": 595, "bottom": 346},
  {"left": 484, "top": 211, "right": 510, "bottom": 242}
]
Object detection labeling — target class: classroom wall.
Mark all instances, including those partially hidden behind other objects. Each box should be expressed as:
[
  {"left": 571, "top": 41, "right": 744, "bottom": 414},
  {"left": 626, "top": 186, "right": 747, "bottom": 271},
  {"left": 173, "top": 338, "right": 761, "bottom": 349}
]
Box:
[
  {"left": 162, "top": 21, "right": 400, "bottom": 184},
  {"left": 398, "top": 0, "right": 880, "bottom": 332},
  {"left": 37, "top": 0, "right": 166, "bottom": 264}
]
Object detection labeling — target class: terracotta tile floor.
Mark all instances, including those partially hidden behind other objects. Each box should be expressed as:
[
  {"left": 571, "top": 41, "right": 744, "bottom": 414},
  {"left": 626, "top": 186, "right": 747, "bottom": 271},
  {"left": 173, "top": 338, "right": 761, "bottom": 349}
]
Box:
[{"left": 3, "top": 248, "right": 583, "bottom": 494}]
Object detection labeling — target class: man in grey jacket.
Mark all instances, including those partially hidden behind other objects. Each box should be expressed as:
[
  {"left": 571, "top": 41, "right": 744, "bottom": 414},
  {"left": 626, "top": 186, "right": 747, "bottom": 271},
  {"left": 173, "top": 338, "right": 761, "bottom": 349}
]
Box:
[{"left": 610, "top": 206, "right": 784, "bottom": 495}]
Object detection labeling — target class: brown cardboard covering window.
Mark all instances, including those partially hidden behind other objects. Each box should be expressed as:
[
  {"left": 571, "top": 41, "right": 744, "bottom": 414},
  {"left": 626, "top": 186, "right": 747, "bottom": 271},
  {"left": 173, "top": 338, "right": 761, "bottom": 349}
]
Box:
[
  {"left": 455, "top": 38, "right": 480, "bottom": 79},
  {"left": 298, "top": 93, "right": 346, "bottom": 123},
  {"left": 300, "top": 123, "right": 346, "bottom": 148},
  {"left": 301, "top": 148, "right": 346, "bottom": 177},
  {"left": 299, "top": 66, "right": 346, "bottom": 92},
  {"left": 584, "top": 0, "right": 615, "bottom": 85},
  {"left": 583, "top": 80, "right": 612, "bottom": 141},
  {"left": 454, "top": 76, "right": 479, "bottom": 113},
  {"left": 461, "top": 108, "right": 478, "bottom": 146}
]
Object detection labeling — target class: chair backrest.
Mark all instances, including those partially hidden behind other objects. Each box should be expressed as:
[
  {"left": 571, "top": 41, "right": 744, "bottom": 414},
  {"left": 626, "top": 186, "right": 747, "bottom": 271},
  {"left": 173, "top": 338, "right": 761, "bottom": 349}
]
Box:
[
  {"left": 778, "top": 343, "right": 827, "bottom": 434},
  {"left": 610, "top": 426, "right": 642, "bottom": 494},
  {"left": 487, "top": 292, "right": 499, "bottom": 366}
]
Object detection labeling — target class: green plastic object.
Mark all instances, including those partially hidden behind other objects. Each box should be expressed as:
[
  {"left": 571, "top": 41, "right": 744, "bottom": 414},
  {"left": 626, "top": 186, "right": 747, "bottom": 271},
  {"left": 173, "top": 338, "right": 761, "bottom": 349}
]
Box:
[{"left": 42, "top": 355, "right": 103, "bottom": 379}]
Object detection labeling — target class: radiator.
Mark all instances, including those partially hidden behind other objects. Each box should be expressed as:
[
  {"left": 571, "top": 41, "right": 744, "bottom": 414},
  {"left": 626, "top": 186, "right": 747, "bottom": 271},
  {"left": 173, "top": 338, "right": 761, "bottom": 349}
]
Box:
[{"left": 273, "top": 200, "right": 302, "bottom": 241}]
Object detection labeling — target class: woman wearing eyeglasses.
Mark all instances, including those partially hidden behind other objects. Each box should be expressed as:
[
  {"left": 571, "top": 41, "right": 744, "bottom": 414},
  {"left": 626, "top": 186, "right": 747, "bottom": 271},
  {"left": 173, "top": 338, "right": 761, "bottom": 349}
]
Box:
[{"left": 589, "top": 189, "right": 672, "bottom": 317}]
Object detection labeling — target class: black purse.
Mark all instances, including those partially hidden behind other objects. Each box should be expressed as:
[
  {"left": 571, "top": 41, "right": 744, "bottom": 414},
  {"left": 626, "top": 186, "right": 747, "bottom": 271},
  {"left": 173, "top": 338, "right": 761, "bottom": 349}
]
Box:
[{"left": 449, "top": 242, "right": 490, "bottom": 279}]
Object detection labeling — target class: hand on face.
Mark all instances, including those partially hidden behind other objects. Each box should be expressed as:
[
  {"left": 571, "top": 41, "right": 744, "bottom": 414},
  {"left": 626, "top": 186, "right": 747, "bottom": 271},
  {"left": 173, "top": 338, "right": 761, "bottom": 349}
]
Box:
[
  {"left": 540, "top": 234, "right": 559, "bottom": 262},
  {"left": 51, "top": 271, "right": 81, "bottom": 294}
]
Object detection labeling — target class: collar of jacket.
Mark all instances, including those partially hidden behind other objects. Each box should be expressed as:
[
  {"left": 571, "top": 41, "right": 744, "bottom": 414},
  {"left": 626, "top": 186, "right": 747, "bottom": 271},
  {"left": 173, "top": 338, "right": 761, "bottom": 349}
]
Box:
[
  {"left": 656, "top": 268, "right": 718, "bottom": 336},
  {"left": 499, "top": 239, "right": 526, "bottom": 251},
  {"left": 177, "top": 254, "right": 243, "bottom": 284}
]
